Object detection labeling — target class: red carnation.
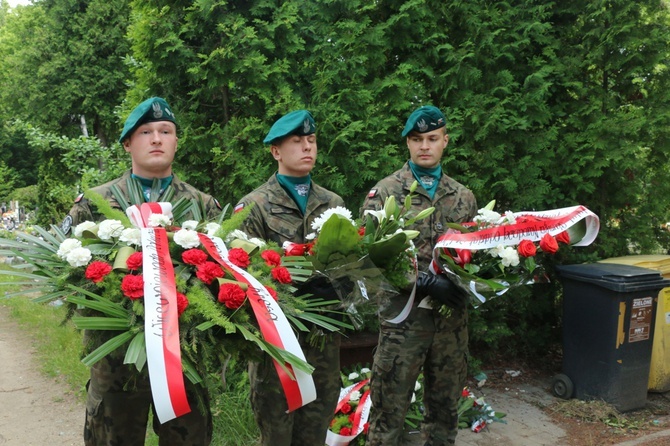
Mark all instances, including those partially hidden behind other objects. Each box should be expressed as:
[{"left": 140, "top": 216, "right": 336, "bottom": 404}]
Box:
[
  {"left": 261, "top": 250, "right": 282, "bottom": 267},
  {"left": 358, "top": 226, "right": 365, "bottom": 236},
  {"left": 284, "top": 243, "right": 307, "bottom": 256},
  {"left": 176, "top": 292, "right": 189, "bottom": 316},
  {"left": 218, "top": 283, "right": 247, "bottom": 309},
  {"left": 182, "top": 249, "right": 208, "bottom": 266},
  {"left": 271, "top": 266, "right": 292, "bottom": 284},
  {"left": 228, "top": 248, "right": 251, "bottom": 268},
  {"left": 556, "top": 231, "right": 571, "bottom": 245},
  {"left": 340, "top": 402, "right": 353, "bottom": 414},
  {"left": 539, "top": 233, "right": 559, "bottom": 254},
  {"left": 517, "top": 239, "right": 537, "bottom": 258},
  {"left": 121, "top": 274, "right": 144, "bottom": 300},
  {"left": 265, "top": 286, "right": 278, "bottom": 301},
  {"left": 363, "top": 422, "right": 369, "bottom": 434},
  {"left": 339, "top": 427, "right": 352, "bottom": 436},
  {"left": 126, "top": 252, "right": 143, "bottom": 271},
  {"left": 85, "top": 260, "right": 112, "bottom": 283},
  {"left": 348, "top": 413, "right": 356, "bottom": 423},
  {"left": 196, "top": 261, "right": 224, "bottom": 285}
]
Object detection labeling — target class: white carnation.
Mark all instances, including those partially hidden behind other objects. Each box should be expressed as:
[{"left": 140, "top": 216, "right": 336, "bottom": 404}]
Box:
[
  {"left": 57, "top": 238, "right": 82, "bottom": 260},
  {"left": 182, "top": 220, "right": 199, "bottom": 231},
  {"left": 65, "top": 247, "right": 92, "bottom": 267},
  {"left": 249, "top": 237, "right": 267, "bottom": 247},
  {"left": 474, "top": 208, "right": 501, "bottom": 225},
  {"left": 205, "top": 222, "right": 221, "bottom": 236},
  {"left": 311, "top": 206, "right": 355, "bottom": 232},
  {"left": 148, "top": 213, "right": 172, "bottom": 228},
  {"left": 97, "top": 219, "right": 125, "bottom": 240},
  {"left": 173, "top": 229, "right": 201, "bottom": 249},
  {"left": 225, "top": 229, "right": 249, "bottom": 243},
  {"left": 348, "top": 372, "right": 360, "bottom": 381},
  {"left": 120, "top": 228, "right": 142, "bottom": 247},
  {"left": 349, "top": 390, "right": 361, "bottom": 402},
  {"left": 360, "top": 367, "right": 371, "bottom": 374},
  {"left": 73, "top": 221, "right": 96, "bottom": 238},
  {"left": 497, "top": 246, "right": 520, "bottom": 267},
  {"left": 305, "top": 232, "right": 316, "bottom": 241}
]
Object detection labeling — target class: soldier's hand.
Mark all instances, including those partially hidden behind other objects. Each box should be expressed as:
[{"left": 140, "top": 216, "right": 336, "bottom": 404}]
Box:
[{"left": 416, "top": 272, "right": 467, "bottom": 310}]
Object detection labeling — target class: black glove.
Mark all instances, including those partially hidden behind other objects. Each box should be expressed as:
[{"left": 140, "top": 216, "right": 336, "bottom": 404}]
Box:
[
  {"left": 295, "top": 275, "right": 340, "bottom": 301},
  {"left": 416, "top": 272, "right": 467, "bottom": 310}
]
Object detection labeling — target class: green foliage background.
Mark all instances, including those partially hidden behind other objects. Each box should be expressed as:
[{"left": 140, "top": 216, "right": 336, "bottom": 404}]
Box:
[{"left": 1, "top": 0, "right": 669, "bottom": 364}]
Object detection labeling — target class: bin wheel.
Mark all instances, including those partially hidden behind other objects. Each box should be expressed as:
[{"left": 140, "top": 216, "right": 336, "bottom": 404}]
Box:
[{"left": 552, "top": 374, "right": 574, "bottom": 399}]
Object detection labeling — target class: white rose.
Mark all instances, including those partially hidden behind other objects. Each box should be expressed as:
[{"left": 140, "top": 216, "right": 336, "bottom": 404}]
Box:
[
  {"left": 182, "top": 220, "right": 199, "bottom": 231},
  {"left": 73, "top": 221, "right": 96, "bottom": 238},
  {"left": 148, "top": 213, "right": 172, "bottom": 228},
  {"left": 57, "top": 238, "right": 82, "bottom": 260},
  {"left": 205, "top": 222, "right": 221, "bottom": 236},
  {"left": 120, "top": 228, "right": 142, "bottom": 247},
  {"left": 65, "top": 247, "right": 92, "bottom": 267},
  {"left": 97, "top": 220, "right": 125, "bottom": 240},
  {"left": 173, "top": 229, "right": 200, "bottom": 249}
]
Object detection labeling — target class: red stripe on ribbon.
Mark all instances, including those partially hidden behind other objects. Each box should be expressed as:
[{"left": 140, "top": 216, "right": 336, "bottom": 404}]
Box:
[
  {"left": 198, "top": 234, "right": 305, "bottom": 411},
  {"left": 154, "top": 226, "right": 190, "bottom": 418}
]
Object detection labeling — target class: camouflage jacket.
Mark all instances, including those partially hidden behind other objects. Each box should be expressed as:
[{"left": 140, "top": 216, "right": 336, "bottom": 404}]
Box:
[
  {"left": 62, "top": 170, "right": 221, "bottom": 233},
  {"left": 236, "top": 173, "right": 345, "bottom": 245},
  {"left": 360, "top": 162, "right": 478, "bottom": 271}
]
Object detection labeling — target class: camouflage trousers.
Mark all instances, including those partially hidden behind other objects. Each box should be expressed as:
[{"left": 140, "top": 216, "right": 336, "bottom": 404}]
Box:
[
  {"left": 366, "top": 308, "right": 468, "bottom": 446},
  {"left": 248, "top": 333, "right": 341, "bottom": 446},
  {"left": 84, "top": 354, "right": 212, "bottom": 446}
]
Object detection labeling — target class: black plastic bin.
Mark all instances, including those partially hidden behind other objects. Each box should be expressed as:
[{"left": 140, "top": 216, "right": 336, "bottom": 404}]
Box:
[{"left": 554, "top": 263, "right": 669, "bottom": 412}]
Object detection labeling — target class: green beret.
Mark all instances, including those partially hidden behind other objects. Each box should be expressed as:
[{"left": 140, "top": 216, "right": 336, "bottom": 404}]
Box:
[
  {"left": 401, "top": 105, "right": 446, "bottom": 137},
  {"left": 263, "top": 110, "right": 316, "bottom": 145},
  {"left": 119, "top": 97, "right": 177, "bottom": 143}
]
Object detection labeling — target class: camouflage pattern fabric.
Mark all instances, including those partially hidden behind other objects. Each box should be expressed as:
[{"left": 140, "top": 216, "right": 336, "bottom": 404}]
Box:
[
  {"left": 64, "top": 170, "right": 220, "bottom": 446},
  {"left": 63, "top": 170, "right": 221, "bottom": 231},
  {"left": 236, "top": 174, "right": 345, "bottom": 445},
  {"left": 360, "top": 162, "right": 477, "bottom": 446}
]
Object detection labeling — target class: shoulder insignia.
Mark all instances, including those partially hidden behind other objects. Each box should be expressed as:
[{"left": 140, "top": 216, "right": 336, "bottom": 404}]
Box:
[
  {"left": 234, "top": 203, "right": 245, "bottom": 213},
  {"left": 214, "top": 198, "right": 222, "bottom": 210},
  {"left": 61, "top": 215, "right": 73, "bottom": 235},
  {"left": 367, "top": 189, "right": 378, "bottom": 198},
  {"left": 74, "top": 193, "right": 84, "bottom": 204}
]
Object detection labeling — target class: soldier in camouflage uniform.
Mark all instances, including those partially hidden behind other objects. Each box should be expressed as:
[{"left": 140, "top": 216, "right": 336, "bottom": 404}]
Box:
[
  {"left": 234, "top": 110, "right": 344, "bottom": 446},
  {"left": 62, "top": 97, "right": 220, "bottom": 446},
  {"left": 360, "top": 106, "right": 478, "bottom": 446}
]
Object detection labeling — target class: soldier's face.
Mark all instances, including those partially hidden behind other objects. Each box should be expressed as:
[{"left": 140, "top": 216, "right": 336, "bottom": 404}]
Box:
[
  {"left": 271, "top": 134, "right": 317, "bottom": 177},
  {"left": 406, "top": 128, "right": 448, "bottom": 169},
  {"left": 124, "top": 121, "right": 178, "bottom": 178}
]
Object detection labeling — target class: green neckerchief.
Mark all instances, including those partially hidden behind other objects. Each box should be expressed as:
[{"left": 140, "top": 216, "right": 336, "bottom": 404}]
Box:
[
  {"left": 409, "top": 161, "right": 442, "bottom": 200},
  {"left": 131, "top": 173, "right": 174, "bottom": 202},
  {"left": 276, "top": 173, "right": 311, "bottom": 215}
]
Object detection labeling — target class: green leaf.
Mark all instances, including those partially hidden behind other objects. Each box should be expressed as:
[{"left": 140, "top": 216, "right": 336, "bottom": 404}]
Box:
[
  {"left": 81, "top": 331, "right": 135, "bottom": 367},
  {"left": 124, "top": 332, "right": 147, "bottom": 372}
]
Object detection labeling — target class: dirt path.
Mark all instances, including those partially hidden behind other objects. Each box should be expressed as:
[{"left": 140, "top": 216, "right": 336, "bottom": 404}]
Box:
[{"left": 0, "top": 304, "right": 83, "bottom": 446}]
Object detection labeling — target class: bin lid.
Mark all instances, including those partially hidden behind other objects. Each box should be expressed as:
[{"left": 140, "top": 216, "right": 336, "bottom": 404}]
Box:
[
  {"left": 599, "top": 255, "right": 670, "bottom": 278},
  {"left": 557, "top": 263, "right": 670, "bottom": 292}
]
